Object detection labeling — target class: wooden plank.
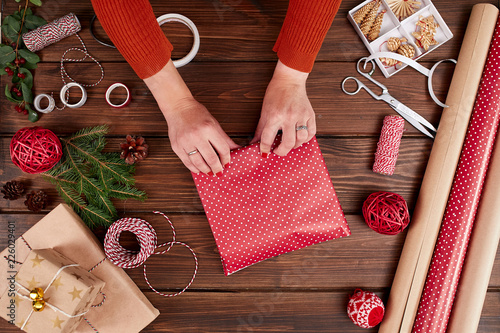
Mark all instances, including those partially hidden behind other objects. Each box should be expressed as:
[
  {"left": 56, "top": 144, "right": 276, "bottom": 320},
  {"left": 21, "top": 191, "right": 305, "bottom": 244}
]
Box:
[
  {"left": 2, "top": 0, "right": 494, "bottom": 62},
  {"left": 0, "top": 61, "right": 453, "bottom": 136},
  {"left": 1, "top": 290, "right": 498, "bottom": 332},
  {"left": 1, "top": 212, "right": 499, "bottom": 290},
  {"left": 0, "top": 137, "right": 432, "bottom": 215}
]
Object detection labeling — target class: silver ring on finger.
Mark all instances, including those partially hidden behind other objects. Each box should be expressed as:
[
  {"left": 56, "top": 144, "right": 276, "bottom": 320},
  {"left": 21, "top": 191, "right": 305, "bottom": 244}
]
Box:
[
  {"left": 296, "top": 125, "right": 308, "bottom": 131},
  {"left": 187, "top": 149, "right": 199, "bottom": 156}
]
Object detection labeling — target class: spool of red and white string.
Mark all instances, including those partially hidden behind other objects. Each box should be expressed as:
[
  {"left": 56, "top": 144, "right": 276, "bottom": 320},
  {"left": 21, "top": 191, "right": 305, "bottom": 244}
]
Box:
[
  {"left": 22, "top": 13, "right": 81, "bottom": 52},
  {"left": 373, "top": 115, "right": 405, "bottom": 175},
  {"left": 104, "top": 211, "right": 198, "bottom": 297}
]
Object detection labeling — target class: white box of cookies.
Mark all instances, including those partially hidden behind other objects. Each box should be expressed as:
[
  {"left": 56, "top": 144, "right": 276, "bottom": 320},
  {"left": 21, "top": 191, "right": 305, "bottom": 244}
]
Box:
[{"left": 348, "top": 0, "right": 453, "bottom": 77}]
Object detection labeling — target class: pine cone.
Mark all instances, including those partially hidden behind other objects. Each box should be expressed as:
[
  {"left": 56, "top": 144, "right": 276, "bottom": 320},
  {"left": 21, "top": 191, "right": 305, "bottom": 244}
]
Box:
[
  {"left": 2, "top": 180, "right": 25, "bottom": 200},
  {"left": 387, "top": 37, "right": 407, "bottom": 52},
  {"left": 367, "top": 10, "right": 386, "bottom": 41},
  {"left": 353, "top": 1, "right": 376, "bottom": 24},
  {"left": 397, "top": 44, "right": 415, "bottom": 58},
  {"left": 360, "top": 0, "right": 381, "bottom": 35},
  {"left": 120, "top": 135, "right": 149, "bottom": 165},
  {"left": 24, "top": 190, "right": 48, "bottom": 212}
]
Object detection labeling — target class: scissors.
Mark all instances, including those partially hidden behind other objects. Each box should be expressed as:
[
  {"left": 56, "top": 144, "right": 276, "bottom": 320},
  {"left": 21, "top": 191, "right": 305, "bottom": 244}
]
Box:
[{"left": 341, "top": 57, "right": 437, "bottom": 139}]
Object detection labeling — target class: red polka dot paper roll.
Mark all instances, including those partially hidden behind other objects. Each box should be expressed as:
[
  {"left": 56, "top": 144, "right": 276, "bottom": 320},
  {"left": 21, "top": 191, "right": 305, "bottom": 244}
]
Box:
[
  {"left": 192, "top": 137, "right": 350, "bottom": 276},
  {"left": 412, "top": 17, "right": 500, "bottom": 333}
]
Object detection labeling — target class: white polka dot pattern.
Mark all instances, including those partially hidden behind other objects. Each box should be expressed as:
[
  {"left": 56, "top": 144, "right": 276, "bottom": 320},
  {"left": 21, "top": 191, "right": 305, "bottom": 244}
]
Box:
[
  {"left": 412, "top": 20, "right": 500, "bottom": 333},
  {"left": 192, "top": 136, "right": 351, "bottom": 275}
]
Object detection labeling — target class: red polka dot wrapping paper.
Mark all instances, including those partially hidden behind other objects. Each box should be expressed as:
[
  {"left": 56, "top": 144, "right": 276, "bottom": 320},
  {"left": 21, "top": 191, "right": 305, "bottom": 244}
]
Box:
[
  {"left": 412, "top": 17, "right": 500, "bottom": 333},
  {"left": 192, "top": 137, "right": 351, "bottom": 276}
]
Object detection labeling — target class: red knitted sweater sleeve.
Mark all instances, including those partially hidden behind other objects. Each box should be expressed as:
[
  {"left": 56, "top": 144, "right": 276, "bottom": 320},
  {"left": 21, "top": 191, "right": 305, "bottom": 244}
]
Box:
[
  {"left": 91, "top": 0, "right": 173, "bottom": 79},
  {"left": 90, "top": 0, "right": 340, "bottom": 79},
  {"left": 273, "top": 0, "right": 342, "bottom": 72}
]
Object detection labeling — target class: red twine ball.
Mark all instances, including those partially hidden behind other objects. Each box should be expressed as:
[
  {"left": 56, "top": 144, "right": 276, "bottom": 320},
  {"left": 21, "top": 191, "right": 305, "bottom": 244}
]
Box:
[
  {"left": 362, "top": 191, "right": 410, "bottom": 235},
  {"left": 10, "top": 127, "right": 63, "bottom": 174},
  {"left": 347, "top": 289, "right": 385, "bottom": 329}
]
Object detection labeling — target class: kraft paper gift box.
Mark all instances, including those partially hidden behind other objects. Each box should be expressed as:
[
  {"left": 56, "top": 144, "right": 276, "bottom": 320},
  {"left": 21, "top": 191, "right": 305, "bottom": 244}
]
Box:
[
  {"left": 0, "top": 249, "right": 105, "bottom": 332},
  {"left": 0, "top": 204, "right": 159, "bottom": 332}
]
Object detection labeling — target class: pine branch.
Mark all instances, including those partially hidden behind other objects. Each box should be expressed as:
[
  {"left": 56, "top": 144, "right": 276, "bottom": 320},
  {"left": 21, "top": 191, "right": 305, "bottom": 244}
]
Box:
[
  {"left": 68, "top": 124, "right": 109, "bottom": 143},
  {"left": 109, "top": 184, "right": 147, "bottom": 201}
]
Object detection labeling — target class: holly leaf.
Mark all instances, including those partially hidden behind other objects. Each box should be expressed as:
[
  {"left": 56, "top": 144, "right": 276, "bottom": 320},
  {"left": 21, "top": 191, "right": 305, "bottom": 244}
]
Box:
[
  {"left": 19, "top": 68, "right": 33, "bottom": 89},
  {"left": 4, "top": 15, "right": 21, "bottom": 33},
  {"left": 24, "top": 15, "right": 46, "bottom": 30},
  {"left": 18, "top": 49, "right": 40, "bottom": 64},
  {"left": 0, "top": 45, "right": 15, "bottom": 64},
  {"left": 29, "top": 0, "right": 43, "bottom": 6},
  {"left": 20, "top": 8, "right": 33, "bottom": 17},
  {"left": 22, "top": 61, "right": 38, "bottom": 69},
  {"left": 0, "top": 67, "right": 6, "bottom": 75},
  {"left": 5, "top": 85, "right": 18, "bottom": 103},
  {"left": 21, "top": 82, "right": 33, "bottom": 103},
  {"left": 26, "top": 104, "right": 39, "bottom": 122}
]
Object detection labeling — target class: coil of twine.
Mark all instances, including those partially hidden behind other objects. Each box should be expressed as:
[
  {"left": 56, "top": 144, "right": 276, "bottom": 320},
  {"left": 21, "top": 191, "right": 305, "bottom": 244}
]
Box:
[
  {"left": 104, "top": 211, "right": 198, "bottom": 297},
  {"left": 373, "top": 115, "right": 405, "bottom": 175},
  {"left": 362, "top": 191, "right": 410, "bottom": 235},
  {"left": 10, "top": 127, "right": 63, "bottom": 174},
  {"left": 22, "top": 13, "right": 81, "bottom": 52}
]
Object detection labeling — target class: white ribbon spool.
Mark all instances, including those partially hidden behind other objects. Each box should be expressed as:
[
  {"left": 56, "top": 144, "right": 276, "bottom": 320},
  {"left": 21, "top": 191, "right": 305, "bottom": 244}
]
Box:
[
  {"left": 105, "top": 83, "right": 131, "bottom": 108},
  {"left": 156, "top": 13, "right": 200, "bottom": 68},
  {"left": 33, "top": 93, "right": 56, "bottom": 113},
  {"left": 60, "top": 82, "right": 87, "bottom": 108}
]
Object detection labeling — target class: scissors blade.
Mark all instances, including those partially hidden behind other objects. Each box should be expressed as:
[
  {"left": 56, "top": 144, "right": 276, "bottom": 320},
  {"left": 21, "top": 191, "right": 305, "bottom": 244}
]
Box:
[{"left": 390, "top": 105, "right": 435, "bottom": 139}]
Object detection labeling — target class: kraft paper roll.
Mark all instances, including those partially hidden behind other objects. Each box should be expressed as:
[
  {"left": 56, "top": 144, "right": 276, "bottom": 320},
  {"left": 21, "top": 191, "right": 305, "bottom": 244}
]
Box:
[
  {"left": 447, "top": 108, "right": 500, "bottom": 332},
  {"left": 413, "top": 14, "right": 500, "bottom": 331},
  {"left": 379, "top": 4, "right": 500, "bottom": 333}
]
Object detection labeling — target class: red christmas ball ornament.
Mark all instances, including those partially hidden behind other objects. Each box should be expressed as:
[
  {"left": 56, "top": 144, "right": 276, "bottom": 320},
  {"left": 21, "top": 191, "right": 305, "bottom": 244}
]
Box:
[
  {"left": 347, "top": 289, "right": 385, "bottom": 329},
  {"left": 362, "top": 191, "right": 410, "bottom": 235},
  {"left": 10, "top": 127, "right": 63, "bottom": 174}
]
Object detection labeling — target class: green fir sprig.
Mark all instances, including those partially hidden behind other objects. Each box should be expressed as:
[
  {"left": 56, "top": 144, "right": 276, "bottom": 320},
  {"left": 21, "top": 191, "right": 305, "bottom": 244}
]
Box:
[
  {"left": 43, "top": 125, "right": 147, "bottom": 228},
  {"left": 1, "top": 0, "right": 46, "bottom": 121}
]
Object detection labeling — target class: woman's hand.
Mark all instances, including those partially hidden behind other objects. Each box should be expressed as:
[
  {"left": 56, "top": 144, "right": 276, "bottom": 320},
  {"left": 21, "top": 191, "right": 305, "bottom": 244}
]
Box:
[
  {"left": 252, "top": 60, "right": 316, "bottom": 157},
  {"left": 144, "top": 60, "right": 239, "bottom": 175}
]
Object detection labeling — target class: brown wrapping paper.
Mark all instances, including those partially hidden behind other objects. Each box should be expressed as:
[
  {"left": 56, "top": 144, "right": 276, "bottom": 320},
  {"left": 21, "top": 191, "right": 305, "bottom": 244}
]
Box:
[
  {"left": 0, "top": 204, "right": 159, "bottom": 332},
  {"left": 0, "top": 249, "right": 105, "bottom": 332},
  {"left": 379, "top": 4, "right": 500, "bottom": 333},
  {"left": 447, "top": 117, "right": 500, "bottom": 332}
]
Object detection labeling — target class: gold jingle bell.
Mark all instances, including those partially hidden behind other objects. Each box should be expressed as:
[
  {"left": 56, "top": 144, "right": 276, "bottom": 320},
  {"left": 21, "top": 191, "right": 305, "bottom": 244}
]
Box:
[
  {"left": 29, "top": 287, "right": 44, "bottom": 301},
  {"left": 32, "top": 299, "right": 45, "bottom": 312}
]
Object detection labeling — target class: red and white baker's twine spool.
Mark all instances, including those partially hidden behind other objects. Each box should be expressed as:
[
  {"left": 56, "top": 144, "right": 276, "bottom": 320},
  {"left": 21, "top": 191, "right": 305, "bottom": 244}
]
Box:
[
  {"left": 104, "top": 211, "right": 198, "bottom": 297},
  {"left": 373, "top": 115, "right": 405, "bottom": 175},
  {"left": 22, "top": 13, "right": 81, "bottom": 52}
]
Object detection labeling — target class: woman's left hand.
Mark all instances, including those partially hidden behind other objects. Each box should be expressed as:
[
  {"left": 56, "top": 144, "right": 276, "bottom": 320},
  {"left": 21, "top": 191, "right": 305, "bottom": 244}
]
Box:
[{"left": 252, "top": 60, "right": 316, "bottom": 157}]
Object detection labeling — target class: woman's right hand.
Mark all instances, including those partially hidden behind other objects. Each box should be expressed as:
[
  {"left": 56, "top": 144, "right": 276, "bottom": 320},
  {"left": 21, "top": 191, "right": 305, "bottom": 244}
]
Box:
[
  {"left": 144, "top": 60, "right": 238, "bottom": 175},
  {"left": 163, "top": 96, "right": 239, "bottom": 175}
]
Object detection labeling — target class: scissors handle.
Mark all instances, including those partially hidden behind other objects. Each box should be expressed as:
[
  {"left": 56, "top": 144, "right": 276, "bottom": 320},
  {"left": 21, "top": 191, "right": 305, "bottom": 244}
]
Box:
[{"left": 342, "top": 77, "right": 382, "bottom": 100}]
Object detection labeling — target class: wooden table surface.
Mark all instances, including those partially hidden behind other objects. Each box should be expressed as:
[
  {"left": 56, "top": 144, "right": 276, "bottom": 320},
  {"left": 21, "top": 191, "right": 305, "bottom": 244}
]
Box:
[{"left": 1, "top": 0, "right": 499, "bottom": 332}]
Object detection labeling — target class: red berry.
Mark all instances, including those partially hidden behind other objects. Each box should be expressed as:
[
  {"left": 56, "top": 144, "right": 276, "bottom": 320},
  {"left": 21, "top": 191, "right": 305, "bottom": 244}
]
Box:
[
  {"left": 14, "top": 59, "right": 20, "bottom": 65},
  {"left": 4, "top": 67, "right": 9, "bottom": 72},
  {"left": 11, "top": 43, "right": 16, "bottom": 48},
  {"left": 16, "top": 92, "right": 22, "bottom": 97},
  {"left": 17, "top": 73, "right": 25, "bottom": 79},
  {"left": 23, "top": 110, "right": 28, "bottom": 115},
  {"left": 15, "top": 105, "right": 21, "bottom": 112},
  {"left": 19, "top": 58, "right": 26, "bottom": 65},
  {"left": 12, "top": 87, "right": 19, "bottom": 93},
  {"left": 7, "top": 70, "right": 13, "bottom": 76}
]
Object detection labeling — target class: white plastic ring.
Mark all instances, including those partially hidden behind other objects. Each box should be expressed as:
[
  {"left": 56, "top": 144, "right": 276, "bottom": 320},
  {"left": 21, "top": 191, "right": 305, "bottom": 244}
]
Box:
[
  {"left": 60, "top": 82, "right": 87, "bottom": 108},
  {"left": 33, "top": 93, "right": 56, "bottom": 113},
  {"left": 105, "top": 83, "right": 131, "bottom": 108},
  {"left": 156, "top": 13, "right": 200, "bottom": 68}
]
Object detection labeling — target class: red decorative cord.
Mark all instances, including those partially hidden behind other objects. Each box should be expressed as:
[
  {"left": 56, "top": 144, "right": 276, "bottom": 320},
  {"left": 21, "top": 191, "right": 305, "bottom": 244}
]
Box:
[
  {"left": 104, "top": 211, "right": 198, "bottom": 297},
  {"left": 373, "top": 115, "right": 405, "bottom": 175}
]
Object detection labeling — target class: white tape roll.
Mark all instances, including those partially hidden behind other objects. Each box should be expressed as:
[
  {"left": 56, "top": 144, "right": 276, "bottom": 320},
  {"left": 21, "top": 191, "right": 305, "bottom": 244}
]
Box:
[
  {"left": 60, "top": 82, "right": 87, "bottom": 108},
  {"left": 33, "top": 93, "right": 56, "bottom": 113},
  {"left": 157, "top": 13, "right": 200, "bottom": 68},
  {"left": 105, "top": 83, "right": 131, "bottom": 108}
]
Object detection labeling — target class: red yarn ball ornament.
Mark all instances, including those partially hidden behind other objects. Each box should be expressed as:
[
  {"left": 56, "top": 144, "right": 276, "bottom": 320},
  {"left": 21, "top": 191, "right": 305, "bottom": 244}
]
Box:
[
  {"left": 10, "top": 127, "right": 63, "bottom": 174},
  {"left": 347, "top": 289, "right": 385, "bottom": 329},
  {"left": 362, "top": 191, "right": 410, "bottom": 235}
]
